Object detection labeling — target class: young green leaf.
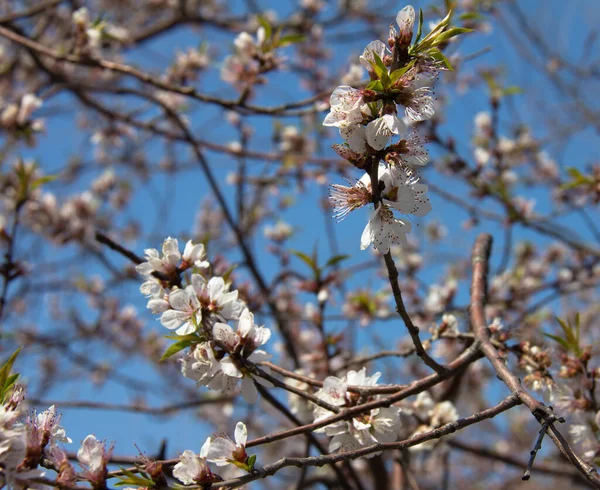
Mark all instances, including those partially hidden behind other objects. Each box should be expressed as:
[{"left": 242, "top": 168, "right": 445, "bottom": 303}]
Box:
[
  {"left": 290, "top": 250, "right": 317, "bottom": 271},
  {"left": 324, "top": 254, "right": 349, "bottom": 268},
  {"left": 115, "top": 468, "right": 155, "bottom": 487},
  {"left": 389, "top": 62, "right": 414, "bottom": 83},
  {"left": 543, "top": 333, "right": 570, "bottom": 352},
  {"left": 276, "top": 34, "right": 305, "bottom": 47},
  {"left": 427, "top": 48, "right": 454, "bottom": 71},
  {"left": 414, "top": 8, "right": 424, "bottom": 45},
  {"left": 430, "top": 27, "right": 473, "bottom": 47},
  {"left": 30, "top": 174, "right": 58, "bottom": 192},
  {"left": 366, "top": 80, "right": 384, "bottom": 92},
  {"left": 257, "top": 15, "right": 272, "bottom": 41},
  {"left": 159, "top": 340, "right": 193, "bottom": 362},
  {"left": 372, "top": 53, "right": 391, "bottom": 89},
  {"left": 0, "top": 347, "right": 22, "bottom": 395}
]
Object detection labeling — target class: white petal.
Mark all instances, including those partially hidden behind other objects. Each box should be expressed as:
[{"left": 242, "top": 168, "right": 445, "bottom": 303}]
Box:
[
  {"left": 247, "top": 349, "right": 272, "bottom": 363},
  {"left": 208, "top": 277, "right": 225, "bottom": 301},
  {"left": 199, "top": 437, "right": 212, "bottom": 458},
  {"left": 340, "top": 124, "right": 367, "bottom": 153},
  {"left": 396, "top": 5, "right": 415, "bottom": 33},
  {"left": 207, "top": 438, "right": 236, "bottom": 465},
  {"left": 176, "top": 321, "right": 197, "bottom": 336},
  {"left": 147, "top": 298, "right": 169, "bottom": 314},
  {"left": 360, "top": 207, "right": 380, "bottom": 250},
  {"left": 359, "top": 40, "right": 387, "bottom": 71},
  {"left": 220, "top": 357, "right": 242, "bottom": 378},
  {"left": 160, "top": 310, "right": 188, "bottom": 330},
  {"left": 235, "top": 422, "right": 247, "bottom": 447},
  {"left": 213, "top": 322, "right": 238, "bottom": 349},
  {"left": 169, "top": 289, "right": 190, "bottom": 311},
  {"left": 365, "top": 118, "right": 391, "bottom": 150}
]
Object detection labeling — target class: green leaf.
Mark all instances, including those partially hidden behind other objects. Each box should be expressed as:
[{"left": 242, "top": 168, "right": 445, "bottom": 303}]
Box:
[
  {"left": 501, "top": 85, "right": 523, "bottom": 96},
  {"left": 366, "top": 80, "right": 384, "bottom": 92},
  {"left": 290, "top": 250, "right": 317, "bottom": 271},
  {"left": 159, "top": 340, "right": 193, "bottom": 362},
  {"left": 115, "top": 468, "right": 155, "bottom": 487},
  {"left": 3, "top": 373, "right": 19, "bottom": 392},
  {"left": 222, "top": 264, "right": 238, "bottom": 284},
  {"left": 459, "top": 12, "right": 483, "bottom": 21},
  {"left": 543, "top": 332, "right": 570, "bottom": 351},
  {"left": 414, "top": 8, "right": 424, "bottom": 45},
  {"left": 247, "top": 454, "right": 257, "bottom": 470},
  {"left": 431, "top": 27, "right": 473, "bottom": 47},
  {"left": 0, "top": 348, "right": 22, "bottom": 394},
  {"left": 30, "top": 174, "right": 58, "bottom": 192},
  {"left": 164, "top": 333, "right": 201, "bottom": 342},
  {"left": 0, "top": 347, "right": 22, "bottom": 403},
  {"left": 276, "top": 34, "right": 305, "bottom": 47},
  {"left": 230, "top": 459, "right": 250, "bottom": 471},
  {"left": 412, "top": 9, "right": 453, "bottom": 53},
  {"left": 369, "top": 52, "right": 386, "bottom": 80},
  {"left": 324, "top": 254, "right": 349, "bottom": 268},
  {"left": 556, "top": 316, "right": 576, "bottom": 345},
  {"left": 427, "top": 48, "right": 454, "bottom": 71},
  {"left": 389, "top": 63, "right": 413, "bottom": 83},
  {"left": 257, "top": 15, "right": 272, "bottom": 41}
]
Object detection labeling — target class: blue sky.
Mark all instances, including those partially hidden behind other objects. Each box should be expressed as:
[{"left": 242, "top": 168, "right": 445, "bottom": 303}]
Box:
[{"left": 9, "top": 0, "right": 600, "bottom": 476}]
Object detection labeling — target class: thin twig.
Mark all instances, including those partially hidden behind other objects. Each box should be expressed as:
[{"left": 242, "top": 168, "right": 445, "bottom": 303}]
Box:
[{"left": 522, "top": 413, "right": 566, "bottom": 481}]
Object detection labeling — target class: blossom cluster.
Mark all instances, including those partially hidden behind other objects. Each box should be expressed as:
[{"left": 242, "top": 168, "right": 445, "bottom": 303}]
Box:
[
  {"left": 173, "top": 421, "right": 254, "bottom": 486},
  {"left": 0, "top": 349, "right": 260, "bottom": 489},
  {"left": 0, "top": 381, "right": 76, "bottom": 488},
  {"left": 325, "top": 6, "right": 466, "bottom": 253},
  {"left": 405, "top": 391, "right": 459, "bottom": 452},
  {"left": 313, "top": 368, "right": 401, "bottom": 453},
  {"left": 137, "top": 237, "right": 272, "bottom": 402}
]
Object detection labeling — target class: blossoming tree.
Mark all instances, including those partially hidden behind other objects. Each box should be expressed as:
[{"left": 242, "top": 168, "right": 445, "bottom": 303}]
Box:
[{"left": 0, "top": 0, "right": 599, "bottom": 489}]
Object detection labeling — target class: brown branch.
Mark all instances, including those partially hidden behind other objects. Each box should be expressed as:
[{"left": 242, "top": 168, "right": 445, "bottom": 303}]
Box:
[
  {"left": 94, "top": 231, "right": 144, "bottom": 264},
  {"left": 470, "top": 233, "right": 600, "bottom": 488},
  {"left": 0, "top": 0, "right": 63, "bottom": 25},
  {"left": 246, "top": 344, "right": 483, "bottom": 449},
  {"left": 0, "top": 24, "right": 325, "bottom": 117},
  {"left": 523, "top": 413, "right": 566, "bottom": 481},
  {"left": 448, "top": 439, "right": 594, "bottom": 486},
  {"left": 214, "top": 394, "right": 520, "bottom": 489},
  {"left": 28, "top": 397, "right": 234, "bottom": 416},
  {"left": 255, "top": 384, "right": 363, "bottom": 490},
  {"left": 382, "top": 251, "right": 447, "bottom": 374}
]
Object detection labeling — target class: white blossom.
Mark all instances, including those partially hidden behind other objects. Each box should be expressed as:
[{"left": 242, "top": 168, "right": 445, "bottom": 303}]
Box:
[
  {"left": 313, "top": 368, "right": 401, "bottom": 455},
  {"left": 173, "top": 438, "right": 213, "bottom": 485},
  {"left": 360, "top": 204, "right": 412, "bottom": 254},
  {"left": 207, "top": 421, "right": 248, "bottom": 466},
  {"left": 191, "top": 274, "right": 244, "bottom": 321},
  {"left": 77, "top": 435, "right": 112, "bottom": 480},
  {"left": 212, "top": 309, "right": 272, "bottom": 403},
  {"left": 180, "top": 342, "right": 221, "bottom": 386},
  {"left": 159, "top": 287, "right": 201, "bottom": 335},
  {"left": 359, "top": 40, "right": 389, "bottom": 73},
  {"left": 323, "top": 86, "right": 364, "bottom": 128}
]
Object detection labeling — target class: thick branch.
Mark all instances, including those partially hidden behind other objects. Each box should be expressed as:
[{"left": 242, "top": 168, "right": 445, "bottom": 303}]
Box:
[{"left": 470, "top": 233, "right": 600, "bottom": 488}]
